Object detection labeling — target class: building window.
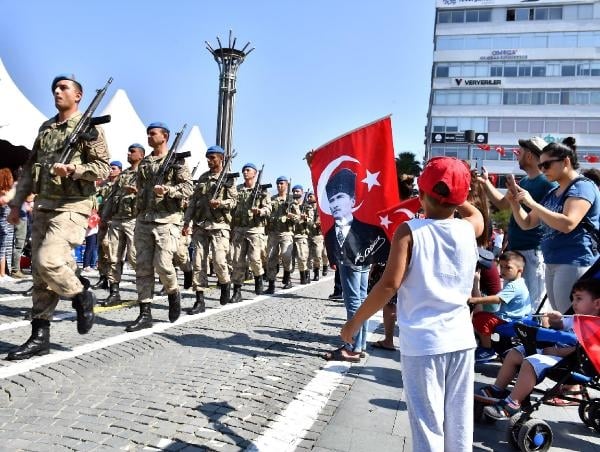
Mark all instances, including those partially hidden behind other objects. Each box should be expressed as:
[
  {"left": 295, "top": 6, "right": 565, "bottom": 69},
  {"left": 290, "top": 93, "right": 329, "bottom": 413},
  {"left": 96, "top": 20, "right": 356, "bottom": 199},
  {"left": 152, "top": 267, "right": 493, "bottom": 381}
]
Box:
[
  {"left": 559, "top": 121, "right": 574, "bottom": 134},
  {"left": 574, "top": 121, "right": 588, "bottom": 134},
  {"left": 530, "top": 120, "right": 544, "bottom": 133},
  {"left": 436, "top": 65, "right": 449, "bottom": 78},
  {"left": 518, "top": 65, "right": 532, "bottom": 77},
  {"left": 589, "top": 121, "right": 600, "bottom": 134},
  {"left": 488, "top": 119, "right": 501, "bottom": 133},
  {"left": 501, "top": 119, "right": 515, "bottom": 133},
  {"left": 545, "top": 120, "right": 558, "bottom": 133},
  {"left": 546, "top": 92, "right": 560, "bottom": 104},
  {"left": 515, "top": 120, "right": 529, "bottom": 133},
  {"left": 561, "top": 64, "right": 576, "bottom": 76},
  {"left": 438, "top": 10, "right": 451, "bottom": 23},
  {"left": 532, "top": 65, "right": 546, "bottom": 77},
  {"left": 577, "top": 4, "right": 594, "bottom": 19},
  {"left": 504, "top": 65, "right": 518, "bottom": 77}
]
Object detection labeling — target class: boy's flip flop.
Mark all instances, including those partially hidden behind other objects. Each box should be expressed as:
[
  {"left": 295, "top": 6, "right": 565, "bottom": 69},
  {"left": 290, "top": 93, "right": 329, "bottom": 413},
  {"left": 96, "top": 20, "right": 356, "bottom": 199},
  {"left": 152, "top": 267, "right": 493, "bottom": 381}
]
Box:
[
  {"left": 323, "top": 348, "right": 361, "bottom": 363},
  {"left": 371, "top": 340, "right": 397, "bottom": 351}
]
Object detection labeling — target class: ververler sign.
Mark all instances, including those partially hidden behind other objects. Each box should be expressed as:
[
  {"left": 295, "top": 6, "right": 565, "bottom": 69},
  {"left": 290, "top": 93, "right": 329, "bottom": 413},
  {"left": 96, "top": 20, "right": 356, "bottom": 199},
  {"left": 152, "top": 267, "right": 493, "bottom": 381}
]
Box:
[{"left": 454, "top": 78, "right": 501, "bottom": 86}]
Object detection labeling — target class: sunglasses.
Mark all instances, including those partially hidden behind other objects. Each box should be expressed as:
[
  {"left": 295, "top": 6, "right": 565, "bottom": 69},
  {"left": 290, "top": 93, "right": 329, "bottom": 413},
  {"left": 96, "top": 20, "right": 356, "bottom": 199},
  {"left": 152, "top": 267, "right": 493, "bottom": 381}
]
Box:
[{"left": 537, "top": 158, "right": 564, "bottom": 170}]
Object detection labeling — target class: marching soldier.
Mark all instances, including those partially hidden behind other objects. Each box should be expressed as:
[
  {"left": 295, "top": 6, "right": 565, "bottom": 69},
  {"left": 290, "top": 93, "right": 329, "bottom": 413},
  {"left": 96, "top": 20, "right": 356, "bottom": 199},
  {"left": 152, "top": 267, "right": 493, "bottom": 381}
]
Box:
[
  {"left": 230, "top": 163, "right": 271, "bottom": 302},
  {"left": 306, "top": 191, "right": 325, "bottom": 281},
  {"left": 100, "top": 144, "right": 144, "bottom": 306},
  {"left": 6, "top": 74, "right": 110, "bottom": 360},
  {"left": 183, "top": 145, "right": 237, "bottom": 314},
  {"left": 290, "top": 185, "right": 313, "bottom": 285},
  {"left": 125, "top": 122, "right": 193, "bottom": 332},
  {"left": 93, "top": 160, "right": 122, "bottom": 290},
  {"left": 265, "top": 176, "right": 295, "bottom": 293}
]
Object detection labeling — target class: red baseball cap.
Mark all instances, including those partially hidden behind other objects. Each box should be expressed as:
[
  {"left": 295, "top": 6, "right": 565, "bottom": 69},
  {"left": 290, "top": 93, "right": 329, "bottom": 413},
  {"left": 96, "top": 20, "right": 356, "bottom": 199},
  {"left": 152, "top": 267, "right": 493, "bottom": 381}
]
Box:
[{"left": 418, "top": 157, "right": 471, "bottom": 205}]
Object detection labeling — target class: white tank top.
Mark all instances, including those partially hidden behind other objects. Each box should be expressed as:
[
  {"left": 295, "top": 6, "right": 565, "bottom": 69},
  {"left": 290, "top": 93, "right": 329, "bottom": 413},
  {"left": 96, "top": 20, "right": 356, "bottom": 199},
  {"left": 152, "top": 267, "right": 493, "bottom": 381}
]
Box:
[{"left": 397, "top": 218, "right": 478, "bottom": 356}]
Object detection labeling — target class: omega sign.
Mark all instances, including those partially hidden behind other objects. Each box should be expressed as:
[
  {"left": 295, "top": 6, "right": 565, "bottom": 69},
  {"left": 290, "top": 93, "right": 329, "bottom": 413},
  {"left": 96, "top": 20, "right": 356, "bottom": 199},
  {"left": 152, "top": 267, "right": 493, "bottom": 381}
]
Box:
[
  {"left": 480, "top": 49, "right": 527, "bottom": 61},
  {"left": 455, "top": 78, "right": 501, "bottom": 86}
]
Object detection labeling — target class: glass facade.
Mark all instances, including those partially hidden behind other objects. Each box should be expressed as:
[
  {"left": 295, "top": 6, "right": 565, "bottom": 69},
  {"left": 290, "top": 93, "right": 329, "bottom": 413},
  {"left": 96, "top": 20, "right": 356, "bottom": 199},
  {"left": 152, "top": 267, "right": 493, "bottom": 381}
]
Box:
[
  {"left": 437, "top": 31, "right": 600, "bottom": 51},
  {"left": 435, "top": 60, "right": 600, "bottom": 78}
]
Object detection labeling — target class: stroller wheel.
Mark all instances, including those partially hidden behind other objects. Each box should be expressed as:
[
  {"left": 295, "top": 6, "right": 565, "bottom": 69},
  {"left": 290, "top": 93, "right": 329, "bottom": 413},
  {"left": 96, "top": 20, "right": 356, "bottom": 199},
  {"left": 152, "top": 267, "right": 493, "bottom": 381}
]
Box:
[
  {"left": 517, "top": 419, "right": 553, "bottom": 452},
  {"left": 578, "top": 399, "right": 600, "bottom": 428},
  {"left": 588, "top": 401, "right": 600, "bottom": 433},
  {"left": 507, "top": 413, "right": 527, "bottom": 449}
]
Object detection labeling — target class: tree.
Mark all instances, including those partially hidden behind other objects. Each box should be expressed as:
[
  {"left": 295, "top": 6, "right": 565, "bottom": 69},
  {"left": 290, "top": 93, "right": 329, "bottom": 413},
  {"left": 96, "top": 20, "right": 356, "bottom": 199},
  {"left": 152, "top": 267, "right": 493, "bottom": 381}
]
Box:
[{"left": 396, "top": 152, "right": 422, "bottom": 177}]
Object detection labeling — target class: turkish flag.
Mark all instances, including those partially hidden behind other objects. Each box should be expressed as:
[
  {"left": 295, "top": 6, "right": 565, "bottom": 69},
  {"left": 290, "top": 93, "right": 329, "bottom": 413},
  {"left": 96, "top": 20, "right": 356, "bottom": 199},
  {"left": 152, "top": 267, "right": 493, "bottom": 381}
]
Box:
[
  {"left": 585, "top": 155, "right": 600, "bottom": 163},
  {"left": 574, "top": 315, "right": 600, "bottom": 374},
  {"left": 477, "top": 144, "right": 490, "bottom": 151},
  {"left": 495, "top": 146, "right": 506, "bottom": 157},
  {"left": 309, "top": 116, "right": 399, "bottom": 265},
  {"left": 377, "top": 197, "right": 421, "bottom": 241},
  {"left": 512, "top": 148, "right": 521, "bottom": 157}
]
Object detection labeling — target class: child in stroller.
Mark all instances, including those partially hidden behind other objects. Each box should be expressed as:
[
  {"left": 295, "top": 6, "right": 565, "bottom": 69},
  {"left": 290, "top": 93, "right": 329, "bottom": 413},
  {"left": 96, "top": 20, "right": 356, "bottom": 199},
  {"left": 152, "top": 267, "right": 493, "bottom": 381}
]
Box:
[{"left": 476, "top": 278, "right": 600, "bottom": 421}]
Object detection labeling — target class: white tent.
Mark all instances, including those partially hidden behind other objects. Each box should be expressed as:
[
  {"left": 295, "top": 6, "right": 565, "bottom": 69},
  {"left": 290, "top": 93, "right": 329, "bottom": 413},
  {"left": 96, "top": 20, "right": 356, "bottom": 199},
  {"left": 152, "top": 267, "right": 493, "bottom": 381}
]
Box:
[
  {"left": 0, "top": 57, "right": 47, "bottom": 147},
  {"left": 181, "top": 125, "right": 208, "bottom": 178},
  {"left": 99, "top": 88, "right": 147, "bottom": 166}
]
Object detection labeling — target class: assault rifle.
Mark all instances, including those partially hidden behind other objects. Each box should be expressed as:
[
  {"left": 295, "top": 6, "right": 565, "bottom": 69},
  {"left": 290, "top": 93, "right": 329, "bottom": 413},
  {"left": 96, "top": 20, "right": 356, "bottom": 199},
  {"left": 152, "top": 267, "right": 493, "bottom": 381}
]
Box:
[
  {"left": 284, "top": 178, "right": 293, "bottom": 214},
  {"left": 52, "top": 77, "right": 113, "bottom": 173},
  {"left": 249, "top": 164, "right": 272, "bottom": 210},
  {"left": 153, "top": 124, "right": 190, "bottom": 186},
  {"left": 211, "top": 151, "right": 239, "bottom": 200}
]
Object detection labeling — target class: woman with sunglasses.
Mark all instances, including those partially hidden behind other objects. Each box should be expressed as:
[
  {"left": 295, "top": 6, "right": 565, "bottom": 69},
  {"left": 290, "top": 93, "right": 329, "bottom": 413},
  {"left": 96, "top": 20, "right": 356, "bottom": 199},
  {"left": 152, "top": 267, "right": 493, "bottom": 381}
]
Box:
[{"left": 506, "top": 139, "right": 600, "bottom": 314}]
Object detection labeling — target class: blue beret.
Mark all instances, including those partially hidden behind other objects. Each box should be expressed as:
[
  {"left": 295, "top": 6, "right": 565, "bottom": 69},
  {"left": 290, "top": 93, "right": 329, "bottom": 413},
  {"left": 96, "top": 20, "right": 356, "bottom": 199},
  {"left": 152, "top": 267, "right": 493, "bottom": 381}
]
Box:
[
  {"left": 242, "top": 162, "right": 257, "bottom": 171},
  {"left": 110, "top": 161, "right": 122, "bottom": 169},
  {"left": 276, "top": 176, "right": 289, "bottom": 183},
  {"left": 206, "top": 145, "right": 225, "bottom": 156},
  {"left": 146, "top": 122, "right": 170, "bottom": 134},
  {"left": 292, "top": 184, "right": 303, "bottom": 191},
  {"left": 128, "top": 143, "right": 145, "bottom": 151},
  {"left": 51, "top": 73, "right": 82, "bottom": 92}
]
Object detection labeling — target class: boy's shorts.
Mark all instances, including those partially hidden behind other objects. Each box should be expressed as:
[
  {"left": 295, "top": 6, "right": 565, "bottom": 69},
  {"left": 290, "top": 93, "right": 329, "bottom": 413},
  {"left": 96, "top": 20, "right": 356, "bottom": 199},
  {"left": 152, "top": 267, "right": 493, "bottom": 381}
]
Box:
[
  {"left": 472, "top": 311, "right": 506, "bottom": 335},
  {"left": 514, "top": 345, "right": 565, "bottom": 382}
]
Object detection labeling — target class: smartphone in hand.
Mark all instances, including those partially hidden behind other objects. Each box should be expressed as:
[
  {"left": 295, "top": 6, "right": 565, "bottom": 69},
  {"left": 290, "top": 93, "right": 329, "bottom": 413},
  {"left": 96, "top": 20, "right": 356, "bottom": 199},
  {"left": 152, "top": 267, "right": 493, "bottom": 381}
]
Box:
[{"left": 506, "top": 174, "right": 518, "bottom": 196}]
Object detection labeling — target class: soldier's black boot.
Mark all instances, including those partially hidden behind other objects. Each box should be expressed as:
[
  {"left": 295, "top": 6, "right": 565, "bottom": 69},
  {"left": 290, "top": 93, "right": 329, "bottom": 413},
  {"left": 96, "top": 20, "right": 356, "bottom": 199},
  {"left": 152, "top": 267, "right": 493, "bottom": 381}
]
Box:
[
  {"left": 322, "top": 265, "right": 328, "bottom": 276},
  {"left": 6, "top": 319, "right": 50, "bottom": 361},
  {"left": 282, "top": 271, "right": 293, "bottom": 289},
  {"left": 71, "top": 290, "right": 96, "bottom": 334},
  {"left": 313, "top": 269, "right": 320, "bottom": 281},
  {"left": 305, "top": 270, "right": 311, "bottom": 284},
  {"left": 167, "top": 291, "right": 181, "bottom": 322},
  {"left": 188, "top": 291, "right": 205, "bottom": 314},
  {"left": 265, "top": 280, "right": 275, "bottom": 294},
  {"left": 183, "top": 271, "right": 193, "bottom": 290},
  {"left": 300, "top": 271, "right": 307, "bottom": 285},
  {"left": 102, "top": 283, "right": 121, "bottom": 307},
  {"left": 230, "top": 284, "right": 243, "bottom": 303},
  {"left": 125, "top": 303, "right": 152, "bottom": 332},
  {"left": 78, "top": 275, "right": 91, "bottom": 291},
  {"left": 254, "top": 276, "right": 264, "bottom": 295},
  {"left": 92, "top": 275, "right": 108, "bottom": 290},
  {"left": 220, "top": 283, "right": 231, "bottom": 305}
]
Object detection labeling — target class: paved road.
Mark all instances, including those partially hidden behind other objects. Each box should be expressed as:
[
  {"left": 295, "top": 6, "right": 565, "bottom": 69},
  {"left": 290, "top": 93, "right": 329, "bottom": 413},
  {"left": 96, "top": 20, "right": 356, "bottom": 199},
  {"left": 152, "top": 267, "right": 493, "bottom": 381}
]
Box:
[{"left": 0, "top": 270, "right": 599, "bottom": 451}]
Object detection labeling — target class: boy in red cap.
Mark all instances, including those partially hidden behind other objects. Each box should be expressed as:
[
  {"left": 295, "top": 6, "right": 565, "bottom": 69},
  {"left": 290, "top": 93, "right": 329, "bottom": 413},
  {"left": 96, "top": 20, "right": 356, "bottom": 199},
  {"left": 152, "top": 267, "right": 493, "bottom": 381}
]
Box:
[{"left": 341, "top": 157, "right": 483, "bottom": 451}]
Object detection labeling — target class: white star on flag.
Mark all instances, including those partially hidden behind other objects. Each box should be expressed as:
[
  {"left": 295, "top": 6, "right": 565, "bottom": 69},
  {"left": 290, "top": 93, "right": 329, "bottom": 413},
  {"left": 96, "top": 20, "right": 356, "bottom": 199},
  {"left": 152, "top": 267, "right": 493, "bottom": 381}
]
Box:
[
  {"left": 379, "top": 215, "right": 392, "bottom": 229},
  {"left": 362, "top": 170, "right": 381, "bottom": 191}
]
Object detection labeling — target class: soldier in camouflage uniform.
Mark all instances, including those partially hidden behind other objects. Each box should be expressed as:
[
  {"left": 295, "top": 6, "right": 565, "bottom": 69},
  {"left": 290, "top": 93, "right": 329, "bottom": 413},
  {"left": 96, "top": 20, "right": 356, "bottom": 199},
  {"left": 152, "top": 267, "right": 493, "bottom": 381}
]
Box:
[
  {"left": 125, "top": 122, "right": 193, "bottom": 332},
  {"left": 306, "top": 192, "right": 325, "bottom": 281},
  {"left": 99, "top": 144, "right": 144, "bottom": 306},
  {"left": 290, "top": 185, "right": 313, "bottom": 285},
  {"left": 183, "top": 145, "right": 237, "bottom": 314},
  {"left": 93, "top": 160, "right": 122, "bottom": 289},
  {"left": 6, "top": 74, "right": 110, "bottom": 360},
  {"left": 265, "top": 176, "right": 295, "bottom": 293},
  {"left": 230, "top": 163, "right": 272, "bottom": 303}
]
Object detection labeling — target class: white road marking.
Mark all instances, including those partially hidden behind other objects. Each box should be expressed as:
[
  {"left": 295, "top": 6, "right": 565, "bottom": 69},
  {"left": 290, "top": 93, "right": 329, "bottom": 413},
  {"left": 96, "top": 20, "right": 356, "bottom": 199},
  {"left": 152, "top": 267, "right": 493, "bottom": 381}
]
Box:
[{"left": 0, "top": 277, "right": 334, "bottom": 379}]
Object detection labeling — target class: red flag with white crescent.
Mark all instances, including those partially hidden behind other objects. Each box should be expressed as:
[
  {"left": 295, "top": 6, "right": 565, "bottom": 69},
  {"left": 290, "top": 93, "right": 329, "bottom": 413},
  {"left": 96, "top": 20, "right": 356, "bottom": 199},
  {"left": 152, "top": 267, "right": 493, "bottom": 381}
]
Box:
[
  {"left": 377, "top": 197, "right": 421, "bottom": 241},
  {"left": 309, "top": 116, "right": 400, "bottom": 265}
]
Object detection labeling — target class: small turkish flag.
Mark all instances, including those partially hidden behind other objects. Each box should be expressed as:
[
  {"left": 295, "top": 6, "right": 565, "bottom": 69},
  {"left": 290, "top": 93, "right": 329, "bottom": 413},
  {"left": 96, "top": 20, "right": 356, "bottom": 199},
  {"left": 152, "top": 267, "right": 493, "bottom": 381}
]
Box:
[
  {"left": 309, "top": 116, "right": 400, "bottom": 265},
  {"left": 585, "top": 155, "right": 600, "bottom": 163},
  {"left": 495, "top": 146, "right": 506, "bottom": 157},
  {"left": 477, "top": 144, "right": 490, "bottom": 151},
  {"left": 512, "top": 148, "right": 521, "bottom": 157},
  {"left": 377, "top": 197, "right": 421, "bottom": 241}
]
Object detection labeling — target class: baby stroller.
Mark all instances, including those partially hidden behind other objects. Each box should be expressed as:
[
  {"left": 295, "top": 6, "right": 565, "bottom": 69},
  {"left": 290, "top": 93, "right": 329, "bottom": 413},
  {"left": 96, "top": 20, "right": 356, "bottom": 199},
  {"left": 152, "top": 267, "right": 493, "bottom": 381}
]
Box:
[{"left": 479, "top": 316, "right": 600, "bottom": 451}]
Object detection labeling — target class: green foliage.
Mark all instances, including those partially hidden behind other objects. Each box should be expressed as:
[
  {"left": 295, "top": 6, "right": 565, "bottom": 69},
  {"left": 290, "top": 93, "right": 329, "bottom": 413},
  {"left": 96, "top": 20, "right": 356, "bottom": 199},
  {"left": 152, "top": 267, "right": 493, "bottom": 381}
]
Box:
[
  {"left": 491, "top": 209, "right": 511, "bottom": 229},
  {"left": 396, "top": 152, "right": 422, "bottom": 177}
]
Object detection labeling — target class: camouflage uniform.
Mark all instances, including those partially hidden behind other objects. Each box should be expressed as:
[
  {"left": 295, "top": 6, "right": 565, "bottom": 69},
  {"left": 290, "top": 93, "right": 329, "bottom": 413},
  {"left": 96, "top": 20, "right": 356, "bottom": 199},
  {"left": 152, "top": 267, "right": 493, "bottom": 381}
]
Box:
[
  {"left": 10, "top": 113, "right": 110, "bottom": 320},
  {"left": 95, "top": 179, "right": 117, "bottom": 281},
  {"left": 307, "top": 204, "right": 325, "bottom": 280},
  {"left": 230, "top": 183, "right": 271, "bottom": 298},
  {"left": 184, "top": 170, "right": 237, "bottom": 291},
  {"left": 291, "top": 199, "right": 313, "bottom": 283},
  {"left": 101, "top": 167, "right": 138, "bottom": 284},
  {"left": 265, "top": 194, "right": 294, "bottom": 283},
  {"left": 134, "top": 154, "right": 192, "bottom": 303}
]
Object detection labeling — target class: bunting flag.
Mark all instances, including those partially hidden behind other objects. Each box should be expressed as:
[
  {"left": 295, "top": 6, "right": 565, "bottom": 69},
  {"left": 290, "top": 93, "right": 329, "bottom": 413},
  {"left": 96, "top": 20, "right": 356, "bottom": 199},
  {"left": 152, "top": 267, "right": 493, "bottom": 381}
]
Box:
[
  {"left": 477, "top": 144, "right": 491, "bottom": 151},
  {"left": 308, "top": 116, "right": 400, "bottom": 265},
  {"left": 377, "top": 197, "right": 421, "bottom": 241},
  {"left": 495, "top": 146, "right": 506, "bottom": 157},
  {"left": 512, "top": 148, "right": 521, "bottom": 157},
  {"left": 584, "top": 155, "right": 600, "bottom": 163}
]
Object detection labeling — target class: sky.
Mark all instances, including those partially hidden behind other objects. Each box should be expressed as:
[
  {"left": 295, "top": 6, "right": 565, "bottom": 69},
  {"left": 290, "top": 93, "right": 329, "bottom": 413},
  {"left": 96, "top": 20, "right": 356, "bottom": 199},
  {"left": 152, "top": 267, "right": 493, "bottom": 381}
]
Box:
[{"left": 0, "top": 0, "right": 435, "bottom": 188}]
